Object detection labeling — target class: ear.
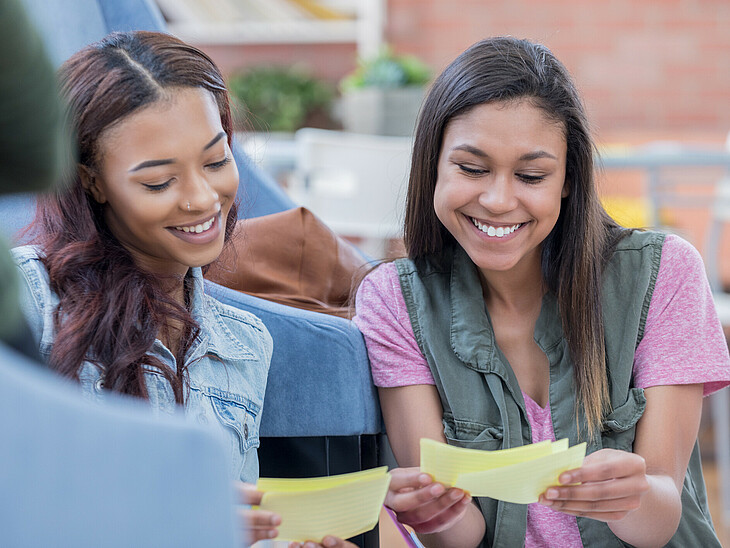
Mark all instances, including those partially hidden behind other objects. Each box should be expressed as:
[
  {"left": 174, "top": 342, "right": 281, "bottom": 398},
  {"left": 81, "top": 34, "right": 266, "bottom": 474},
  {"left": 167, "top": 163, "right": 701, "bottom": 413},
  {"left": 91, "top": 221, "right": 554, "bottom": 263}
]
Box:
[
  {"left": 78, "top": 164, "right": 107, "bottom": 204},
  {"left": 561, "top": 178, "right": 570, "bottom": 199}
]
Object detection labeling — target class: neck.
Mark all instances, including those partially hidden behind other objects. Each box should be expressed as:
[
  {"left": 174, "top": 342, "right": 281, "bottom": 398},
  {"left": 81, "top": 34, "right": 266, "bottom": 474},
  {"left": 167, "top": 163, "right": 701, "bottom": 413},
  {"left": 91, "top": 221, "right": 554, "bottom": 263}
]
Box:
[{"left": 479, "top": 253, "right": 545, "bottom": 313}]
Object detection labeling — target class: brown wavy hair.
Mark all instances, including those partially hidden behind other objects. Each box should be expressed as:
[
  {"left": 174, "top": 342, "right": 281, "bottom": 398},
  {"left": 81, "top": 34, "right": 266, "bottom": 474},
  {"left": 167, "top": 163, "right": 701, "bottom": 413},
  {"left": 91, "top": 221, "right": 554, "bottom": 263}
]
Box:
[
  {"left": 30, "top": 31, "right": 238, "bottom": 403},
  {"left": 405, "top": 37, "right": 626, "bottom": 437}
]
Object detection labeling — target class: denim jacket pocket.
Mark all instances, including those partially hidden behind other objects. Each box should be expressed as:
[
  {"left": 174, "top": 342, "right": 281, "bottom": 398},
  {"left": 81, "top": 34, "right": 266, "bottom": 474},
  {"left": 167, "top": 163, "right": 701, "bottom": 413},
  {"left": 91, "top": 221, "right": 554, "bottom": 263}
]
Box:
[
  {"left": 600, "top": 387, "right": 646, "bottom": 451},
  {"left": 203, "top": 386, "right": 261, "bottom": 454},
  {"left": 443, "top": 414, "right": 504, "bottom": 451}
]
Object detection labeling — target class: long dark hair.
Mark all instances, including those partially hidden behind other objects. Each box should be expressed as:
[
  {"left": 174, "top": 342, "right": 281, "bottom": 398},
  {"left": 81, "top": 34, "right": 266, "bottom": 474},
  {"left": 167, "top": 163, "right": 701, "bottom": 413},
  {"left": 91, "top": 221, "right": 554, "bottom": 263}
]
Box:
[
  {"left": 31, "top": 31, "right": 238, "bottom": 403},
  {"left": 405, "top": 37, "right": 624, "bottom": 436}
]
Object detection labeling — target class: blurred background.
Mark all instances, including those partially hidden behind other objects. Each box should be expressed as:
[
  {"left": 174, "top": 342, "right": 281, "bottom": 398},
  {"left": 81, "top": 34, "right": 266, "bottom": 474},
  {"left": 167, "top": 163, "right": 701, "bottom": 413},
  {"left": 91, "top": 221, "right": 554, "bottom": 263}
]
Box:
[{"left": 152, "top": 1, "right": 730, "bottom": 545}]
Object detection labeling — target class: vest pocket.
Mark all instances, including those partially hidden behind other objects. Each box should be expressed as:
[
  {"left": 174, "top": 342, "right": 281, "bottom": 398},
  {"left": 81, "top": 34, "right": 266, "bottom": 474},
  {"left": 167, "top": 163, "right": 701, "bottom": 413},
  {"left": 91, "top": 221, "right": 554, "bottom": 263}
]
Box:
[
  {"left": 443, "top": 415, "right": 504, "bottom": 451},
  {"left": 600, "top": 387, "right": 646, "bottom": 451}
]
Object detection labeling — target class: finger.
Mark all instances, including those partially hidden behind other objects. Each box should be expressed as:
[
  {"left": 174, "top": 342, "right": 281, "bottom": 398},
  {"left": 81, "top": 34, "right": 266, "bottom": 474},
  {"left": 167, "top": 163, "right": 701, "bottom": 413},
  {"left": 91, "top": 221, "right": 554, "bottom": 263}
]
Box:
[
  {"left": 388, "top": 468, "right": 433, "bottom": 492},
  {"left": 545, "top": 476, "right": 649, "bottom": 503},
  {"left": 240, "top": 525, "right": 278, "bottom": 544},
  {"left": 397, "top": 488, "right": 470, "bottom": 528},
  {"left": 236, "top": 482, "right": 264, "bottom": 505},
  {"left": 319, "top": 536, "right": 356, "bottom": 548},
  {"left": 237, "top": 508, "right": 282, "bottom": 528},
  {"left": 407, "top": 493, "right": 473, "bottom": 534},
  {"left": 560, "top": 454, "right": 645, "bottom": 485},
  {"left": 541, "top": 492, "right": 643, "bottom": 514},
  {"left": 385, "top": 481, "right": 446, "bottom": 512}
]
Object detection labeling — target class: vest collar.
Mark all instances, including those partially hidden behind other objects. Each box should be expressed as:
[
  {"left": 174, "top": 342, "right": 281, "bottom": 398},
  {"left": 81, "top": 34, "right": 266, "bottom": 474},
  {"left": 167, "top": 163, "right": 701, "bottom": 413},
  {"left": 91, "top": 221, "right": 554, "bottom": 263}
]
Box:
[{"left": 449, "top": 246, "right": 563, "bottom": 373}]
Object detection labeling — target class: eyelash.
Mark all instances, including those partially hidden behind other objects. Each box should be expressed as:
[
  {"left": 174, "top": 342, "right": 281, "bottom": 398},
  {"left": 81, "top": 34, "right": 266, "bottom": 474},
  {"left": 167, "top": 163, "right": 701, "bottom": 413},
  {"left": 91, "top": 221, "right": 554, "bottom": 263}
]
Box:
[
  {"left": 207, "top": 156, "right": 231, "bottom": 170},
  {"left": 141, "top": 157, "right": 231, "bottom": 192},
  {"left": 456, "top": 164, "right": 545, "bottom": 183},
  {"left": 142, "top": 180, "right": 172, "bottom": 192}
]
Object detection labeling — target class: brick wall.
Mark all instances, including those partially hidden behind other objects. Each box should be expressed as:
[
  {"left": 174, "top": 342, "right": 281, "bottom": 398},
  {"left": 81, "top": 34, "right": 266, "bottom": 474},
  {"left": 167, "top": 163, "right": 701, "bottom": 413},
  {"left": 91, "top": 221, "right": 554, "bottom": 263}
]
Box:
[{"left": 386, "top": 0, "right": 730, "bottom": 136}]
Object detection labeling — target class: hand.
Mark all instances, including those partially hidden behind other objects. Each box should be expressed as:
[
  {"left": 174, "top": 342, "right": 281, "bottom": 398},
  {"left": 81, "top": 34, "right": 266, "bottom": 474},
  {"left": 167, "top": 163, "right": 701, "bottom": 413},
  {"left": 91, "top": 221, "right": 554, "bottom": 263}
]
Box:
[
  {"left": 385, "top": 467, "right": 472, "bottom": 534},
  {"left": 236, "top": 482, "right": 281, "bottom": 544},
  {"left": 538, "top": 448, "right": 650, "bottom": 521},
  {"left": 287, "top": 538, "right": 358, "bottom": 548}
]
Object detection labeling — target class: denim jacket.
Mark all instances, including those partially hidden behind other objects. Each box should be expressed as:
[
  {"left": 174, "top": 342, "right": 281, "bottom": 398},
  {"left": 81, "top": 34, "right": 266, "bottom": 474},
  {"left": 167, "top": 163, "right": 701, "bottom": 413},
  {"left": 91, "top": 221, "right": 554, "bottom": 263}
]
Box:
[{"left": 12, "top": 245, "right": 272, "bottom": 484}]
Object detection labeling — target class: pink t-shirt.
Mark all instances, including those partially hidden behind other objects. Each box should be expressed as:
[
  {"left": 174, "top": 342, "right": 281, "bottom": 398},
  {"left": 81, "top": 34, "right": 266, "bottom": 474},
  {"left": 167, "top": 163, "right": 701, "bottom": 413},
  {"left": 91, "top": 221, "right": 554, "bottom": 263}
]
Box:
[{"left": 353, "top": 234, "right": 730, "bottom": 547}]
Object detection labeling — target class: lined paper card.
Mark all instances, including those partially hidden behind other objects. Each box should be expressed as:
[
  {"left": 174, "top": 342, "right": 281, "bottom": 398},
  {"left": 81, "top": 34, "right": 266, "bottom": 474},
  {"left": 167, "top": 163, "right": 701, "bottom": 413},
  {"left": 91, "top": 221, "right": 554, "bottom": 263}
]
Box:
[
  {"left": 256, "top": 467, "right": 390, "bottom": 542},
  {"left": 421, "top": 438, "right": 586, "bottom": 504}
]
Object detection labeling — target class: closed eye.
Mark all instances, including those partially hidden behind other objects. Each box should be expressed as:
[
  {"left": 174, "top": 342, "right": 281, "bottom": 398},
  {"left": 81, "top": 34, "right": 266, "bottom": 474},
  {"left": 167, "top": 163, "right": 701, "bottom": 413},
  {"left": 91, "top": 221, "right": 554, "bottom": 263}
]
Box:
[
  {"left": 457, "top": 163, "right": 487, "bottom": 176},
  {"left": 142, "top": 180, "right": 172, "bottom": 192},
  {"left": 517, "top": 173, "right": 546, "bottom": 183},
  {"left": 206, "top": 156, "right": 231, "bottom": 170}
]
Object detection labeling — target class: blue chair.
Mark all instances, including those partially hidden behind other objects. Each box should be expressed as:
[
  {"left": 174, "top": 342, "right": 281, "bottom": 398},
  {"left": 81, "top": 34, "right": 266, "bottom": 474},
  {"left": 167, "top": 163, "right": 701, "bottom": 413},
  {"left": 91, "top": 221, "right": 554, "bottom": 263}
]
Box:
[
  {"left": 0, "top": 342, "right": 238, "bottom": 548},
  {"left": 10, "top": 0, "right": 382, "bottom": 545}
]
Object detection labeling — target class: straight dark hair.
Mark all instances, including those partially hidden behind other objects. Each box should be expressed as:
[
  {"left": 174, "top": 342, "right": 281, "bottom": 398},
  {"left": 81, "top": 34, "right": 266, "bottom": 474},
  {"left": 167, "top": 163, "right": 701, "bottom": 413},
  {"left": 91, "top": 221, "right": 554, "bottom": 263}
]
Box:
[
  {"left": 405, "top": 37, "right": 625, "bottom": 436},
  {"left": 30, "top": 31, "right": 238, "bottom": 403}
]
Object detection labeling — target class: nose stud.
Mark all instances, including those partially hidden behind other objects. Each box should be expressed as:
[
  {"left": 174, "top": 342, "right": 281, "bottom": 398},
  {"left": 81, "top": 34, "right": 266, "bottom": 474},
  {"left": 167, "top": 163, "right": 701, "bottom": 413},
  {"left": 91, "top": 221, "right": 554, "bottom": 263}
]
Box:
[{"left": 186, "top": 201, "right": 191, "bottom": 211}]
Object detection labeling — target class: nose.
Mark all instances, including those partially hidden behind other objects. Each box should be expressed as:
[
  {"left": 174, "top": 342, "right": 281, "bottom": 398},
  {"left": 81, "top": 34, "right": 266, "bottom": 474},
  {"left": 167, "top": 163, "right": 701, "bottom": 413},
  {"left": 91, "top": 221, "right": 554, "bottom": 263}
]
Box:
[
  {"left": 182, "top": 170, "right": 219, "bottom": 213},
  {"left": 478, "top": 172, "right": 517, "bottom": 214}
]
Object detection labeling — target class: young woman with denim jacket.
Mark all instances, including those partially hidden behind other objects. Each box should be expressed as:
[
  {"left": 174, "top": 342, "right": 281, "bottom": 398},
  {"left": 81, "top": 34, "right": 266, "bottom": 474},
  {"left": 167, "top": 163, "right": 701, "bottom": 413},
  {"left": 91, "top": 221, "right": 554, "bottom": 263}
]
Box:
[
  {"left": 12, "top": 31, "right": 354, "bottom": 548},
  {"left": 354, "top": 37, "right": 730, "bottom": 547}
]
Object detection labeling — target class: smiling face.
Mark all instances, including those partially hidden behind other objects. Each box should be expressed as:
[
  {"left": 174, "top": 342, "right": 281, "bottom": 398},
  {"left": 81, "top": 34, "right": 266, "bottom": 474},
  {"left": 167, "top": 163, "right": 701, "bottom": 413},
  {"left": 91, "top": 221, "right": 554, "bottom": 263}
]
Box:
[
  {"left": 85, "top": 87, "right": 238, "bottom": 278},
  {"left": 434, "top": 99, "right": 568, "bottom": 282}
]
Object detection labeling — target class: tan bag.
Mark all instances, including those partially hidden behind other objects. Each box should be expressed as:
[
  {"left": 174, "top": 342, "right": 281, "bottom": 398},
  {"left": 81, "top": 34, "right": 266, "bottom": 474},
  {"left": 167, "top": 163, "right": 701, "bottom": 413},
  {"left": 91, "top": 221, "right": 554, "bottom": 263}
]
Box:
[{"left": 205, "top": 207, "right": 369, "bottom": 318}]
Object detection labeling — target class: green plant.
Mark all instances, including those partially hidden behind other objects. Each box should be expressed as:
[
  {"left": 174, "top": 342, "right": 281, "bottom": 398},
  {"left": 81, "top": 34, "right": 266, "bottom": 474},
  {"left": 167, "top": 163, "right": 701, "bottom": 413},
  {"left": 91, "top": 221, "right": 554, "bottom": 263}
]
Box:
[
  {"left": 228, "top": 66, "right": 334, "bottom": 132},
  {"left": 339, "top": 46, "right": 432, "bottom": 93}
]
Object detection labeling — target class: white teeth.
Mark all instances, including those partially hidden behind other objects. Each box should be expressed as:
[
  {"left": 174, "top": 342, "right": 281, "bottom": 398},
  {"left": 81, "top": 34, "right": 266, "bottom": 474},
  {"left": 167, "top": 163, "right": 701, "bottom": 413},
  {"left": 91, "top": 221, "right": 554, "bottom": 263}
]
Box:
[
  {"left": 175, "top": 216, "right": 215, "bottom": 233},
  {"left": 471, "top": 217, "right": 522, "bottom": 238}
]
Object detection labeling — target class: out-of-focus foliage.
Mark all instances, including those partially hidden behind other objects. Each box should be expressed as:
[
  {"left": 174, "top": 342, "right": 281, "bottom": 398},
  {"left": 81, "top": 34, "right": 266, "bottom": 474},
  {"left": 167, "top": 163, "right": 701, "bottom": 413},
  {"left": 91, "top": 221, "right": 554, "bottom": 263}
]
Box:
[
  {"left": 340, "top": 46, "right": 432, "bottom": 93},
  {"left": 229, "top": 66, "right": 335, "bottom": 132}
]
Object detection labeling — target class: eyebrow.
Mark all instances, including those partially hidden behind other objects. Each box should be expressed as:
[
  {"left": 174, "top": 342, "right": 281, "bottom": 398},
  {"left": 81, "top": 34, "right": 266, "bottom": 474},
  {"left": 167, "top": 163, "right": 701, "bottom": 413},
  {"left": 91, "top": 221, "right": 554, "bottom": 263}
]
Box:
[
  {"left": 204, "top": 131, "right": 226, "bottom": 151},
  {"left": 128, "top": 131, "right": 227, "bottom": 172},
  {"left": 451, "top": 144, "right": 557, "bottom": 162}
]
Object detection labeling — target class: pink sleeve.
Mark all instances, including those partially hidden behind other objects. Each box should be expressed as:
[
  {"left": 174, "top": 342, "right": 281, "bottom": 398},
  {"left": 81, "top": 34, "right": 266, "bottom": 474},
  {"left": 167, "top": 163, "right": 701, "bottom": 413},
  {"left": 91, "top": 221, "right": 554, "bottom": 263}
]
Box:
[
  {"left": 634, "top": 234, "right": 730, "bottom": 395},
  {"left": 353, "top": 262, "right": 435, "bottom": 388}
]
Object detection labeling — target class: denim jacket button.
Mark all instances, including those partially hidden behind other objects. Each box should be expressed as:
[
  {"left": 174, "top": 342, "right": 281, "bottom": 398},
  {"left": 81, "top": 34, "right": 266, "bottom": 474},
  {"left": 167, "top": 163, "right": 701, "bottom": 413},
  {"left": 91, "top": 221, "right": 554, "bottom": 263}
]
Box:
[
  {"left": 244, "top": 423, "right": 249, "bottom": 440},
  {"left": 94, "top": 378, "right": 104, "bottom": 392}
]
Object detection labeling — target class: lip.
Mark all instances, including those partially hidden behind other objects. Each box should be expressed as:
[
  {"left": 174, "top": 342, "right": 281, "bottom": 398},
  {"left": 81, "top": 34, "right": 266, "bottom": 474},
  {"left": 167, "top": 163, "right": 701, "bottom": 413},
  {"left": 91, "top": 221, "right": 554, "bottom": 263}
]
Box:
[
  {"left": 167, "top": 212, "right": 222, "bottom": 245},
  {"left": 467, "top": 214, "right": 528, "bottom": 240}
]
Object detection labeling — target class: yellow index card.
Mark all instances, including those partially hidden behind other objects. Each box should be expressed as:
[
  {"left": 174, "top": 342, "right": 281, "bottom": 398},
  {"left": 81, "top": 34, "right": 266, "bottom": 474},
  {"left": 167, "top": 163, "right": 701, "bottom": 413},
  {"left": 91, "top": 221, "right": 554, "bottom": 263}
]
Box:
[
  {"left": 420, "top": 438, "right": 555, "bottom": 485},
  {"left": 256, "top": 467, "right": 390, "bottom": 542},
  {"left": 454, "top": 442, "right": 586, "bottom": 504}
]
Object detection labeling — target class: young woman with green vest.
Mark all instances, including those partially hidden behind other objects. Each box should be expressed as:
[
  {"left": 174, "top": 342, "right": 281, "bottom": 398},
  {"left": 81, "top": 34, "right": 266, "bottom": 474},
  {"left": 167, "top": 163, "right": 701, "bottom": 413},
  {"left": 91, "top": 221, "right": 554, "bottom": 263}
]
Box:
[{"left": 354, "top": 37, "right": 730, "bottom": 547}]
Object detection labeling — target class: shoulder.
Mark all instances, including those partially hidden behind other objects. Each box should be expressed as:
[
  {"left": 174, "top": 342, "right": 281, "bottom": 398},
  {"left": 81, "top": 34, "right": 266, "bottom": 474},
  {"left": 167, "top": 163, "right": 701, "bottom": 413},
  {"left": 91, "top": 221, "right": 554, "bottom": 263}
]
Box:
[
  {"left": 613, "top": 229, "right": 666, "bottom": 253},
  {"left": 203, "top": 294, "right": 273, "bottom": 362},
  {"left": 360, "top": 261, "right": 400, "bottom": 290},
  {"left": 11, "top": 245, "right": 52, "bottom": 301},
  {"left": 659, "top": 233, "right": 704, "bottom": 269},
  {"left": 12, "top": 244, "right": 44, "bottom": 269}
]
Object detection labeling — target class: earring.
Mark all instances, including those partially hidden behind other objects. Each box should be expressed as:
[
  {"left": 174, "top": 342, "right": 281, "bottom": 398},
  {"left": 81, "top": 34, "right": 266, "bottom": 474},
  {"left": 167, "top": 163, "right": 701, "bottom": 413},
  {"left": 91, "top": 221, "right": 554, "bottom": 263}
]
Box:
[{"left": 187, "top": 202, "right": 191, "bottom": 211}]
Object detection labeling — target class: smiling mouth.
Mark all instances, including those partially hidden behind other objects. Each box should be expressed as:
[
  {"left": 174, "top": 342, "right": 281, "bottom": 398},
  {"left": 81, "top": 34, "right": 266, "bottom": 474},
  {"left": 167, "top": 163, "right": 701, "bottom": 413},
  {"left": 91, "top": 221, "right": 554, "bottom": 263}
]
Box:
[
  {"left": 470, "top": 217, "right": 524, "bottom": 237},
  {"left": 173, "top": 215, "right": 216, "bottom": 234}
]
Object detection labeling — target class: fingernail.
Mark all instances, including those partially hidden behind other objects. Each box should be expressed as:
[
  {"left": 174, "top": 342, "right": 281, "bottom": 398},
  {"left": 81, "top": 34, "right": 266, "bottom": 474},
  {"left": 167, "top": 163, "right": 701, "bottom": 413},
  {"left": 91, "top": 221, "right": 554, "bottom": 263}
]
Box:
[
  {"left": 418, "top": 473, "right": 432, "bottom": 485},
  {"left": 323, "top": 537, "right": 337, "bottom": 547},
  {"left": 546, "top": 488, "right": 559, "bottom": 499},
  {"left": 429, "top": 483, "right": 445, "bottom": 496},
  {"left": 449, "top": 489, "right": 463, "bottom": 501},
  {"left": 560, "top": 473, "right": 572, "bottom": 484},
  {"left": 269, "top": 529, "right": 278, "bottom": 538}
]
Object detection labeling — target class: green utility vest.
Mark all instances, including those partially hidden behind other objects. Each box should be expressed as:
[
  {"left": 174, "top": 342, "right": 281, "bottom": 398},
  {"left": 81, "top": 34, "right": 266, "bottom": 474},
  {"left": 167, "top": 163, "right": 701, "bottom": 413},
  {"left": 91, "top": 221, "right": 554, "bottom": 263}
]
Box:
[{"left": 395, "top": 230, "right": 720, "bottom": 547}]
